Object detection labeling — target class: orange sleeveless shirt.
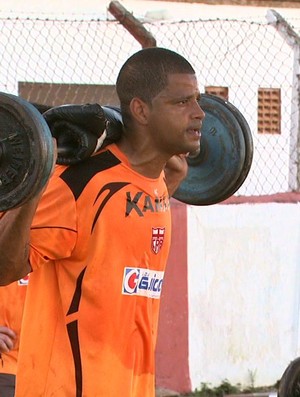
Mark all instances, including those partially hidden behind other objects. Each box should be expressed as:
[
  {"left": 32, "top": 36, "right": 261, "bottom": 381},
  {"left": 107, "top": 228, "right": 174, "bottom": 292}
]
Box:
[{"left": 16, "top": 144, "right": 171, "bottom": 397}]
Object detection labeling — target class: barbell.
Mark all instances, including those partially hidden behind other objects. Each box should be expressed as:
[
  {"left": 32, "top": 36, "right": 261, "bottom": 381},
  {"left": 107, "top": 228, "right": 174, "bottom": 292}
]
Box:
[{"left": 0, "top": 92, "right": 253, "bottom": 211}]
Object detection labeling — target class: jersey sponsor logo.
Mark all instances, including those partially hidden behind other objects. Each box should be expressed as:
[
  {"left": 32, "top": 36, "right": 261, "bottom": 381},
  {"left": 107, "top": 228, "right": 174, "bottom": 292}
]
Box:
[
  {"left": 18, "top": 274, "right": 29, "bottom": 286},
  {"left": 126, "top": 192, "right": 170, "bottom": 217},
  {"left": 122, "top": 267, "right": 164, "bottom": 299},
  {"left": 152, "top": 227, "right": 165, "bottom": 254}
]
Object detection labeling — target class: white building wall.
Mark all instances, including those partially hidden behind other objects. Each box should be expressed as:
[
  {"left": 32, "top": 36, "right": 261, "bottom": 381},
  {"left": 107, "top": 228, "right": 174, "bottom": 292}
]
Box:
[{"left": 187, "top": 203, "right": 300, "bottom": 389}]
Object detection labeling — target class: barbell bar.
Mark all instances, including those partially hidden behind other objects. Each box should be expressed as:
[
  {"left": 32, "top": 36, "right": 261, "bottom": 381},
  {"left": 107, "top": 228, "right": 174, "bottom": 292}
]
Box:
[{"left": 0, "top": 92, "right": 253, "bottom": 211}]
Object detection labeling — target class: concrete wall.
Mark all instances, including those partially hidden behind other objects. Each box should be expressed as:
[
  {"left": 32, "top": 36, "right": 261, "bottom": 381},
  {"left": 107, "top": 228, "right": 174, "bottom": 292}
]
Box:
[{"left": 156, "top": 198, "right": 300, "bottom": 393}]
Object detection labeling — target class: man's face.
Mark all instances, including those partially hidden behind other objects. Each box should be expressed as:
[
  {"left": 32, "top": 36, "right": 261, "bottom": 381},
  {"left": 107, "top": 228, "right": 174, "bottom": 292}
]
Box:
[{"left": 147, "top": 73, "right": 205, "bottom": 157}]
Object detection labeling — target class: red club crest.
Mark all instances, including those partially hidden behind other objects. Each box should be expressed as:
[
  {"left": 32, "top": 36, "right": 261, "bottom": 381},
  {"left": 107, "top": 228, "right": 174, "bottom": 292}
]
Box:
[{"left": 152, "top": 227, "right": 165, "bottom": 254}]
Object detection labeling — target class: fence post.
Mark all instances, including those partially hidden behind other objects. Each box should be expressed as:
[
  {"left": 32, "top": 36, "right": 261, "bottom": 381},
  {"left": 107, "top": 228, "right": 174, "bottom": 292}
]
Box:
[
  {"left": 108, "top": 1, "right": 157, "bottom": 48},
  {"left": 266, "top": 9, "right": 300, "bottom": 192}
]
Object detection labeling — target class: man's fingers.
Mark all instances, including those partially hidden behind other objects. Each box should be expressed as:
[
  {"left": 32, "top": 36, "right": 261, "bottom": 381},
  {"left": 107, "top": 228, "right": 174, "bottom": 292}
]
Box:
[
  {"left": 0, "top": 326, "right": 16, "bottom": 352},
  {"left": 0, "top": 326, "right": 16, "bottom": 338}
]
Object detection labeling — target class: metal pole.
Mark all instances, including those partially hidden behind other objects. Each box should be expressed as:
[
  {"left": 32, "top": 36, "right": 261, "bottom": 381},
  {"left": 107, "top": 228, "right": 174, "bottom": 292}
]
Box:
[{"left": 108, "top": 1, "right": 157, "bottom": 49}]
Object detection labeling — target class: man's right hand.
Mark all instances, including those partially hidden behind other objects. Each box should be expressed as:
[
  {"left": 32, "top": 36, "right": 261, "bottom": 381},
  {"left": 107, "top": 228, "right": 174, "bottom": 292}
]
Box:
[{"left": 0, "top": 326, "right": 16, "bottom": 353}]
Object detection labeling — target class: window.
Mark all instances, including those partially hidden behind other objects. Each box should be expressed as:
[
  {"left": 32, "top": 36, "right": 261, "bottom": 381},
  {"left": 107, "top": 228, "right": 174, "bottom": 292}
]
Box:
[
  {"left": 257, "top": 88, "right": 281, "bottom": 134},
  {"left": 205, "top": 86, "right": 228, "bottom": 101}
]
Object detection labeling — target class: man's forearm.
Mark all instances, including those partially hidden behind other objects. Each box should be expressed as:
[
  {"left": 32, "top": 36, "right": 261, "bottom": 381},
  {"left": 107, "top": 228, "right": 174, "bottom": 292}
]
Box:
[
  {"left": 164, "top": 154, "right": 188, "bottom": 197},
  {"left": 0, "top": 197, "right": 39, "bottom": 285}
]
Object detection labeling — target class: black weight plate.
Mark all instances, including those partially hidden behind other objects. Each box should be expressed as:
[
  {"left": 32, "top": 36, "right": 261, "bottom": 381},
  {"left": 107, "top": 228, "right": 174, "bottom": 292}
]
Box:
[
  {"left": 173, "top": 94, "right": 246, "bottom": 206},
  {"left": 278, "top": 357, "right": 300, "bottom": 397},
  {"left": 208, "top": 94, "right": 253, "bottom": 200},
  {"left": 0, "top": 93, "right": 54, "bottom": 211}
]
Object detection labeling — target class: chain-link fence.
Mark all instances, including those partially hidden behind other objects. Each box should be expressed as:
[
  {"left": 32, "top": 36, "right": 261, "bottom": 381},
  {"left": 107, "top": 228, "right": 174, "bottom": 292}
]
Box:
[{"left": 0, "top": 10, "right": 299, "bottom": 197}]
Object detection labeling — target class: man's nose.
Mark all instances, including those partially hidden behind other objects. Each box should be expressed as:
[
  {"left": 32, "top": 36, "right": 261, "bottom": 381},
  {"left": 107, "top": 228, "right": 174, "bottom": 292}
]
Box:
[{"left": 195, "top": 102, "right": 205, "bottom": 120}]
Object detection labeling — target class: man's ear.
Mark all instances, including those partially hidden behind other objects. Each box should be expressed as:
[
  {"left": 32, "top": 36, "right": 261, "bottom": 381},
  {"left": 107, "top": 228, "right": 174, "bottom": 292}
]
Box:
[{"left": 129, "top": 97, "right": 150, "bottom": 125}]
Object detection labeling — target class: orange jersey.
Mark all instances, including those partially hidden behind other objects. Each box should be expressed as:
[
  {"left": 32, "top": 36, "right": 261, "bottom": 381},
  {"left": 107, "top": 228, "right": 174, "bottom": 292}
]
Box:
[
  {"left": 16, "top": 144, "right": 171, "bottom": 397},
  {"left": 0, "top": 277, "right": 28, "bottom": 375}
]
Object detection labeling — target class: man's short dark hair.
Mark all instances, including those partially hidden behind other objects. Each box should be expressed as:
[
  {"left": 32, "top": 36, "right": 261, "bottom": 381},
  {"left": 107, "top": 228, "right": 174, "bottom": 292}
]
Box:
[{"left": 116, "top": 47, "right": 195, "bottom": 125}]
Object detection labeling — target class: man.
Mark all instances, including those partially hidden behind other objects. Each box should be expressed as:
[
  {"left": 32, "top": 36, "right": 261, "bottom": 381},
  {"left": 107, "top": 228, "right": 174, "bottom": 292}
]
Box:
[
  {"left": 0, "top": 277, "right": 28, "bottom": 397},
  {"left": 0, "top": 47, "right": 205, "bottom": 396}
]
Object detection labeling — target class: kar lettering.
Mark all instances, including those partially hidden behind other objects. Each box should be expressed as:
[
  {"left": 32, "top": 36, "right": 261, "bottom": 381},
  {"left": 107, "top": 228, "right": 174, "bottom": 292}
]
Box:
[{"left": 126, "top": 191, "right": 170, "bottom": 216}]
